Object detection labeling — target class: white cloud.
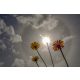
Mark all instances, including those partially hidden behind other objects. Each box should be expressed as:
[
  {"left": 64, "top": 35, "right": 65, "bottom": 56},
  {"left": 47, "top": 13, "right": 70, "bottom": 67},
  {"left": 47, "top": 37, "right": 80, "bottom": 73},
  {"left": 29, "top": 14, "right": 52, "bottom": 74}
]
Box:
[
  {"left": 0, "top": 20, "right": 22, "bottom": 43},
  {"left": 0, "top": 20, "right": 14, "bottom": 36},
  {"left": 0, "top": 40, "right": 7, "bottom": 49},
  {"left": 6, "top": 26, "right": 22, "bottom": 43},
  {"left": 17, "top": 16, "right": 31, "bottom": 24},
  {"left": 63, "top": 36, "right": 74, "bottom": 43},
  {"left": 0, "top": 20, "right": 6, "bottom": 29},
  {"left": 16, "top": 14, "right": 43, "bottom": 25},
  {"left": 0, "top": 20, "right": 7, "bottom": 35},
  {"left": 12, "top": 58, "right": 25, "bottom": 67},
  {"left": 16, "top": 15, "right": 59, "bottom": 31},
  {"left": 5, "top": 26, "right": 15, "bottom": 35},
  {"left": 10, "top": 34, "right": 22, "bottom": 43},
  {"left": 33, "top": 16, "right": 59, "bottom": 30}
]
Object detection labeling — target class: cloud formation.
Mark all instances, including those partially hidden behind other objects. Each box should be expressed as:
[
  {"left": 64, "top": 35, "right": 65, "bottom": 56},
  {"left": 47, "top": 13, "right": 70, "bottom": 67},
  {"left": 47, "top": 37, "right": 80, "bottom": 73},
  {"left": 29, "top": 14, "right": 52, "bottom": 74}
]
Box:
[
  {"left": 33, "top": 15, "right": 59, "bottom": 30},
  {"left": 0, "top": 18, "right": 23, "bottom": 66},
  {"left": 0, "top": 14, "right": 75, "bottom": 67},
  {"left": 11, "top": 58, "right": 25, "bottom": 67},
  {"left": 63, "top": 36, "right": 74, "bottom": 43},
  {"left": 16, "top": 15, "right": 59, "bottom": 31},
  {"left": 0, "top": 20, "right": 22, "bottom": 43},
  {"left": 10, "top": 34, "right": 22, "bottom": 43},
  {"left": 0, "top": 40, "right": 7, "bottom": 49}
]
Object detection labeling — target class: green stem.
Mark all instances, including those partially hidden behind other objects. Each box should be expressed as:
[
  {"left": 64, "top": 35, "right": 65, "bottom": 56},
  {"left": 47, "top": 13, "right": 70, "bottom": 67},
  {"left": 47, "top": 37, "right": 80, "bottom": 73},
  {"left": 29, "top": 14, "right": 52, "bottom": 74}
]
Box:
[
  {"left": 47, "top": 43, "right": 54, "bottom": 67},
  {"left": 60, "top": 48, "right": 69, "bottom": 67},
  {"left": 35, "top": 61, "right": 39, "bottom": 67},
  {"left": 36, "top": 50, "right": 47, "bottom": 67}
]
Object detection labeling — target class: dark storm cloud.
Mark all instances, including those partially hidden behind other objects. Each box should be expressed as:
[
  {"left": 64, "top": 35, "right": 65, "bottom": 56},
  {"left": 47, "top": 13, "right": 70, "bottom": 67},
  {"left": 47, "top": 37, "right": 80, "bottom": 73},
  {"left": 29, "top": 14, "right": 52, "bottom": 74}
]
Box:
[
  {"left": 0, "top": 18, "right": 23, "bottom": 67},
  {"left": 0, "top": 14, "right": 18, "bottom": 27}
]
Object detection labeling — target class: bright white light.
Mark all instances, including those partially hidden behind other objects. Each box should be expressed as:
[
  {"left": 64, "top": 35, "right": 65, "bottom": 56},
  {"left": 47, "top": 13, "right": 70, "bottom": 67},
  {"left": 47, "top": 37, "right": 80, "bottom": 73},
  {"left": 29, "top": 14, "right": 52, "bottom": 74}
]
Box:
[{"left": 42, "top": 37, "right": 50, "bottom": 45}]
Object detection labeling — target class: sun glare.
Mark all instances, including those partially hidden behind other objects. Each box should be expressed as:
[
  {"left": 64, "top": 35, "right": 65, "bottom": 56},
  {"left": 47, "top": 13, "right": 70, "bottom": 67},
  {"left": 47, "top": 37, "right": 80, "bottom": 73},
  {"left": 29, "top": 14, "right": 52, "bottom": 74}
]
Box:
[{"left": 42, "top": 37, "right": 50, "bottom": 45}]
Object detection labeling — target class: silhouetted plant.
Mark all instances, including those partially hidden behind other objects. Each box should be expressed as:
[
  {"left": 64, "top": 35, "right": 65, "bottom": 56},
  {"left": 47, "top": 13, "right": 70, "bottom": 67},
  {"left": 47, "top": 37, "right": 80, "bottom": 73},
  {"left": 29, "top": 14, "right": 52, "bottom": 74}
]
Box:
[
  {"left": 31, "top": 42, "right": 47, "bottom": 67},
  {"left": 52, "top": 40, "right": 69, "bottom": 67},
  {"left": 32, "top": 56, "right": 39, "bottom": 67}
]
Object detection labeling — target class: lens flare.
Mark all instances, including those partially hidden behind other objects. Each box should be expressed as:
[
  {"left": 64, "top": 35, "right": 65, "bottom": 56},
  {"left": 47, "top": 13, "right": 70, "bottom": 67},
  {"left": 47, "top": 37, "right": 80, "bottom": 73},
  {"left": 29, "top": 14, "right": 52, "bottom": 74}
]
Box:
[{"left": 42, "top": 37, "right": 50, "bottom": 45}]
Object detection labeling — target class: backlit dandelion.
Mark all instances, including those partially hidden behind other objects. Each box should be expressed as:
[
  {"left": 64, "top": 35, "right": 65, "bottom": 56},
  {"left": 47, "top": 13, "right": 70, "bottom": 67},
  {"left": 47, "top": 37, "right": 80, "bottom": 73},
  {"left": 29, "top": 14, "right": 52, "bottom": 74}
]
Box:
[
  {"left": 52, "top": 40, "right": 69, "bottom": 67},
  {"left": 32, "top": 56, "right": 39, "bottom": 67},
  {"left": 31, "top": 42, "right": 47, "bottom": 67},
  {"left": 31, "top": 42, "right": 40, "bottom": 50},
  {"left": 52, "top": 40, "right": 64, "bottom": 51}
]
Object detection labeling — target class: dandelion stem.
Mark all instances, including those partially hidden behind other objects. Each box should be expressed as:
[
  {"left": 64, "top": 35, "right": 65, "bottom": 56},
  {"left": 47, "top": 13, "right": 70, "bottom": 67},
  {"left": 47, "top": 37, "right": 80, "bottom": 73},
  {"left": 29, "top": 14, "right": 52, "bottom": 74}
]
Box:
[
  {"left": 60, "top": 48, "right": 69, "bottom": 67},
  {"left": 47, "top": 43, "right": 54, "bottom": 67},
  {"left": 35, "top": 61, "right": 39, "bottom": 67},
  {"left": 36, "top": 50, "right": 47, "bottom": 67}
]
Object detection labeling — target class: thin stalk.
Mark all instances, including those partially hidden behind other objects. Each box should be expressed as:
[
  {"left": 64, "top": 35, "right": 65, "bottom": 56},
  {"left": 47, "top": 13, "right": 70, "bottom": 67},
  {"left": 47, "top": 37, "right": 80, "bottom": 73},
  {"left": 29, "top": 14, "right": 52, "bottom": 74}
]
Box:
[
  {"left": 36, "top": 50, "right": 47, "bottom": 67},
  {"left": 47, "top": 43, "right": 54, "bottom": 67},
  {"left": 35, "top": 61, "right": 39, "bottom": 67},
  {"left": 60, "top": 48, "right": 69, "bottom": 67}
]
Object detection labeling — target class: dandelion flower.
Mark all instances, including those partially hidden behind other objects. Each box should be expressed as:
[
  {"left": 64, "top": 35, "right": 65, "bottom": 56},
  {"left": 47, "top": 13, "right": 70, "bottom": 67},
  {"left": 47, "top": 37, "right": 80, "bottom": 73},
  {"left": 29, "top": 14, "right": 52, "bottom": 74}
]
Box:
[
  {"left": 32, "top": 56, "right": 39, "bottom": 62},
  {"left": 32, "top": 56, "right": 39, "bottom": 67},
  {"left": 31, "top": 42, "right": 40, "bottom": 50},
  {"left": 52, "top": 40, "right": 64, "bottom": 51},
  {"left": 31, "top": 41, "right": 47, "bottom": 67},
  {"left": 52, "top": 40, "right": 69, "bottom": 67}
]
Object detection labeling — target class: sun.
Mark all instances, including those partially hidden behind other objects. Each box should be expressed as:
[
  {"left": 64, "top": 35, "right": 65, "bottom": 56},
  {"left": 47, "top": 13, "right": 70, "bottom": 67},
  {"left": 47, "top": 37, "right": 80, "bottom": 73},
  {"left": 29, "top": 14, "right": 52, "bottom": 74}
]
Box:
[{"left": 42, "top": 36, "right": 50, "bottom": 45}]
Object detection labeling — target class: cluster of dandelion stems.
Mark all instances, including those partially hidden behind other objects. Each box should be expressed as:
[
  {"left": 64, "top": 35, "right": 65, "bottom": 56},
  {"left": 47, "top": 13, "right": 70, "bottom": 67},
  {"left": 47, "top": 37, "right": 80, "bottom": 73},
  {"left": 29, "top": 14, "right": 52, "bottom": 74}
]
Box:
[
  {"left": 31, "top": 42, "right": 47, "bottom": 67},
  {"left": 47, "top": 43, "right": 54, "bottom": 67},
  {"left": 31, "top": 40, "right": 69, "bottom": 67}
]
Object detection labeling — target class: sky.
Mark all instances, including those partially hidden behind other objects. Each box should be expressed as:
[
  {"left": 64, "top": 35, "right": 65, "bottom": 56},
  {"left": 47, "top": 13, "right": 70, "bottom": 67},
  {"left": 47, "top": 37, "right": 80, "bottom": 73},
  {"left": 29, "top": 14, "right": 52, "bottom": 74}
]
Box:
[{"left": 0, "top": 14, "right": 80, "bottom": 67}]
